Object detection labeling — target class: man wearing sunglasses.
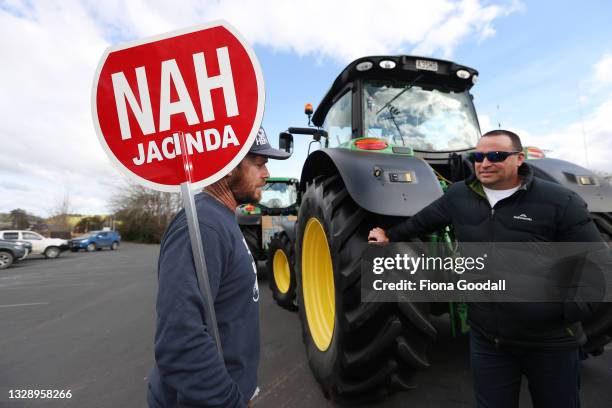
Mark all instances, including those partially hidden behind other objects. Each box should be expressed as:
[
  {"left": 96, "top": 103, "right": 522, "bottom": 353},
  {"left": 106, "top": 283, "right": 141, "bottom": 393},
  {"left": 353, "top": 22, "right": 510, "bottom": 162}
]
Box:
[{"left": 369, "top": 129, "right": 602, "bottom": 408}]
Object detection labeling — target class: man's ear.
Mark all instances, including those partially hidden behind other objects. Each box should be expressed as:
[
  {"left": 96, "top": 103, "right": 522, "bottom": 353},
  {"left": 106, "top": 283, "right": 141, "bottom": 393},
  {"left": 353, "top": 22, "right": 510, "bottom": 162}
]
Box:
[{"left": 225, "top": 166, "right": 240, "bottom": 179}]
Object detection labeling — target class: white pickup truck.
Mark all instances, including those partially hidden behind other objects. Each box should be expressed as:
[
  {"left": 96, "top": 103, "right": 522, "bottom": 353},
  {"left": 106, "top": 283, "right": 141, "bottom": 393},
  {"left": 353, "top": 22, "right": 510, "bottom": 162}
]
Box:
[{"left": 0, "top": 230, "right": 68, "bottom": 258}]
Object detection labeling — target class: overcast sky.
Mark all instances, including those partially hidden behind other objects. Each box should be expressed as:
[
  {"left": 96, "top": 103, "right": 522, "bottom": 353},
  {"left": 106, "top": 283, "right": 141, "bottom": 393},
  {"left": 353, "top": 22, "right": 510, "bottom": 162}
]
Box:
[{"left": 1, "top": 0, "right": 611, "bottom": 217}]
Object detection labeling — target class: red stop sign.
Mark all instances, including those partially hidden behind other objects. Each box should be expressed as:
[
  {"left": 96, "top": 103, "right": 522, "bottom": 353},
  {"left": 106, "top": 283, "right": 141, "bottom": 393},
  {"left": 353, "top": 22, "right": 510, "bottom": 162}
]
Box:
[{"left": 92, "top": 21, "right": 264, "bottom": 191}]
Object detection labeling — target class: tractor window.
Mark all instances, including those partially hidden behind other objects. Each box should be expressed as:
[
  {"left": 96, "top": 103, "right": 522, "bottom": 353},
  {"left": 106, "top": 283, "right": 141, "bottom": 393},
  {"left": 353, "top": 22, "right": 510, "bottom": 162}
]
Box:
[
  {"left": 323, "top": 90, "right": 352, "bottom": 148},
  {"left": 260, "top": 182, "right": 298, "bottom": 209},
  {"left": 363, "top": 81, "right": 480, "bottom": 151}
]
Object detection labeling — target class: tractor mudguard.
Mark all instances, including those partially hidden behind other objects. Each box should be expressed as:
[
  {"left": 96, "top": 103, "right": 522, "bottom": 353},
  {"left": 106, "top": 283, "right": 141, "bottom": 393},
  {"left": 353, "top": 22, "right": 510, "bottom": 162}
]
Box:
[
  {"left": 528, "top": 158, "right": 612, "bottom": 213},
  {"left": 300, "top": 148, "right": 443, "bottom": 216},
  {"left": 234, "top": 211, "right": 261, "bottom": 226}
]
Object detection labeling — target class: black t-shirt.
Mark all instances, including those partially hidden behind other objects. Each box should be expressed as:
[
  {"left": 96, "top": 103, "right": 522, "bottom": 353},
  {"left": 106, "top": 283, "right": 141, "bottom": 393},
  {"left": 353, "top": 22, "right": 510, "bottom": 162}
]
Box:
[{"left": 149, "top": 193, "right": 259, "bottom": 407}]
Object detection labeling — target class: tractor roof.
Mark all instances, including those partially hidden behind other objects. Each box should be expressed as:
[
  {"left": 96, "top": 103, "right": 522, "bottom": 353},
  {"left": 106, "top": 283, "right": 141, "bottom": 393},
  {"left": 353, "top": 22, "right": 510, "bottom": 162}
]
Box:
[
  {"left": 312, "top": 55, "right": 478, "bottom": 127},
  {"left": 266, "top": 177, "right": 299, "bottom": 183}
]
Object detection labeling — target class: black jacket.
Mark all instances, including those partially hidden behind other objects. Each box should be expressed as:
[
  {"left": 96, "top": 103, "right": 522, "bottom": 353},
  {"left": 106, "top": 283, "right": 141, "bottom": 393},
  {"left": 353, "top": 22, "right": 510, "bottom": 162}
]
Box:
[{"left": 387, "top": 163, "right": 603, "bottom": 348}]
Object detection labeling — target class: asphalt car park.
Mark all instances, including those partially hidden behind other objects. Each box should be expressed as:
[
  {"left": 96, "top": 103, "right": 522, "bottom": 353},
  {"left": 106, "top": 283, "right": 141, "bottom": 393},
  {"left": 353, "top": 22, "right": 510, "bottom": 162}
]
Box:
[{"left": 0, "top": 244, "right": 610, "bottom": 407}]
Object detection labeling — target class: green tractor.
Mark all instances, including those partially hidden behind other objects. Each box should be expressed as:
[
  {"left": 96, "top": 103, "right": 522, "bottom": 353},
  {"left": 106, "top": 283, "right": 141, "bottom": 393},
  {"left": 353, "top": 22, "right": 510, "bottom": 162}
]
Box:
[
  {"left": 268, "top": 55, "right": 612, "bottom": 402},
  {"left": 236, "top": 177, "right": 299, "bottom": 277}
]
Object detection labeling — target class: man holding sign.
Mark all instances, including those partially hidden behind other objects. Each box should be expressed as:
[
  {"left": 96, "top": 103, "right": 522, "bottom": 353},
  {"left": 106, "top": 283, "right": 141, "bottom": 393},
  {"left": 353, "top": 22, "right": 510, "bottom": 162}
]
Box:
[
  {"left": 148, "top": 128, "right": 289, "bottom": 408},
  {"left": 91, "top": 21, "right": 276, "bottom": 408}
]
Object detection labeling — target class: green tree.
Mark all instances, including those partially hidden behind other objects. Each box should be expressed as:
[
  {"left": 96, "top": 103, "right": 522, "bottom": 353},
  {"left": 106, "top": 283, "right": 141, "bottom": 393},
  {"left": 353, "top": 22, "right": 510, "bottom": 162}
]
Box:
[
  {"left": 9, "top": 208, "right": 30, "bottom": 229},
  {"left": 74, "top": 216, "right": 104, "bottom": 233},
  {"left": 110, "top": 184, "right": 181, "bottom": 243}
]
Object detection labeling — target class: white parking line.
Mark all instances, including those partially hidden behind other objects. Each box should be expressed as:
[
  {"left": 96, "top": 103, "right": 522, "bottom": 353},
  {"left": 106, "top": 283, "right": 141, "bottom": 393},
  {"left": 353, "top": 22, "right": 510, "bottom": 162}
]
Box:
[
  {"left": 0, "top": 302, "right": 49, "bottom": 308},
  {"left": 0, "top": 282, "right": 98, "bottom": 290}
]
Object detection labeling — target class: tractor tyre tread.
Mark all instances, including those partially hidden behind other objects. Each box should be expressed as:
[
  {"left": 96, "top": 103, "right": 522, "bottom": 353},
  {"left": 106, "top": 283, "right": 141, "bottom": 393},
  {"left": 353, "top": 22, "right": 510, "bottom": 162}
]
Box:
[
  {"left": 267, "top": 231, "right": 298, "bottom": 311},
  {"left": 296, "top": 175, "right": 434, "bottom": 402},
  {"left": 580, "top": 211, "right": 612, "bottom": 358}
]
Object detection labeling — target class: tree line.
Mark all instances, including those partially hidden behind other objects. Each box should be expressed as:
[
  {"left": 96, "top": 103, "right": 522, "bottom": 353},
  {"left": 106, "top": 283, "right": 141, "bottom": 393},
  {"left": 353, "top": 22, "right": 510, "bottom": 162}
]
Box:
[
  {"left": 110, "top": 184, "right": 182, "bottom": 243},
  {"left": 1, "top": 185, "right": 182, "bottom": 244}
]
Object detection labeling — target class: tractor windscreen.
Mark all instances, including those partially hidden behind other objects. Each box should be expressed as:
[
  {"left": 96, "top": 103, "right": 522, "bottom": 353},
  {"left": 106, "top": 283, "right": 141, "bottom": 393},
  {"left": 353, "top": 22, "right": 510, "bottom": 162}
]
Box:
[
  {"left": 363, "top": 80, "right": 480, "bottom": 151},
  {"left": 259, "top": 182, "right": 298, "bottom": 209}
]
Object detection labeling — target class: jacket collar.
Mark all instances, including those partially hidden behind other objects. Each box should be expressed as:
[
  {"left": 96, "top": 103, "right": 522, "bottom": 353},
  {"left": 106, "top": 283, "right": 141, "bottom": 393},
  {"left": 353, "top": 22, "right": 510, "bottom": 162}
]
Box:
[{"left": 467, "top": 162, "right": 534, "bottom": 197}]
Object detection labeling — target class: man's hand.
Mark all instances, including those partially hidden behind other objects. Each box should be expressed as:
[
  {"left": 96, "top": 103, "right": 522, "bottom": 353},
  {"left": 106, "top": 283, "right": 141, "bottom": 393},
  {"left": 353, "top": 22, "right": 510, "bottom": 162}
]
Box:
[{"left": 368, "top": 227, "right": 389, "bottom": 244}]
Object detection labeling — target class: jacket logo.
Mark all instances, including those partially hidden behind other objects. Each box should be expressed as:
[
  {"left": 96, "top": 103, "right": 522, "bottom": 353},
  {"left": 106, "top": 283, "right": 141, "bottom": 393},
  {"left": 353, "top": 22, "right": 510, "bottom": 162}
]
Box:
[{"left": 513, "top": 213, "right": 533, "bottom": 222}]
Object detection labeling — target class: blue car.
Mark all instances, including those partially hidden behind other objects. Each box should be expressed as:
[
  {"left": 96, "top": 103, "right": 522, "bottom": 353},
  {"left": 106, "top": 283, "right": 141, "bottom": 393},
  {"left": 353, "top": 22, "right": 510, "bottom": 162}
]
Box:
[{"left": 69, "top": 230, "right": 121, "bottom": 252}]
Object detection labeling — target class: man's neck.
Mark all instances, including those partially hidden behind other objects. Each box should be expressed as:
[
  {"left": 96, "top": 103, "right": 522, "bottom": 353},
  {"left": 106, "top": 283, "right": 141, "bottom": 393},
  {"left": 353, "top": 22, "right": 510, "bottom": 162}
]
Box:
[
  {"left": 204, "top": 179, "right": 237, "bottom": 212},
  {"left": 482, "top": 176, "right": 522, "bottom": 191}
]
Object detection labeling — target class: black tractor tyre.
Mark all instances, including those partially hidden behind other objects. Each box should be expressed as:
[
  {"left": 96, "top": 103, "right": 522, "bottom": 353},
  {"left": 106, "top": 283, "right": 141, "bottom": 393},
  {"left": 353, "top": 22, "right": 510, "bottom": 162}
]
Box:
[
  {"left": 580, "top": 212, "right": 612, "bottom": 358},
  {"left": 295, "top": 175, "right": 435, "bottom": 403},
  {"left": 241, "top": 225, "right": 267, "bottom": 278},
  {"left": 241, "top": 226, "right": 264, "bottom": 260},
  {"left": 267, "top": 231, "right": 298, "bottom": 311}
]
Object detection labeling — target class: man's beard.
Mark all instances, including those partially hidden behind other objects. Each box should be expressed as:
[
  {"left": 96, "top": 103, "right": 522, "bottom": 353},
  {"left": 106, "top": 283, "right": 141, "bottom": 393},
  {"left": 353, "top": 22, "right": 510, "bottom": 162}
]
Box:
[{"left": 229, "top": 171, "right": 260, "bottom": 205}]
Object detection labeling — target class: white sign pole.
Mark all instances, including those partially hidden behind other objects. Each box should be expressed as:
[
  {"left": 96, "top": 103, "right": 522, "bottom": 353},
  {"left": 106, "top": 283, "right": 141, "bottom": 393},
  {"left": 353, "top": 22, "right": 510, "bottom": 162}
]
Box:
[{"left": 179, "top": 132, "right": 223, "bottom": 358}]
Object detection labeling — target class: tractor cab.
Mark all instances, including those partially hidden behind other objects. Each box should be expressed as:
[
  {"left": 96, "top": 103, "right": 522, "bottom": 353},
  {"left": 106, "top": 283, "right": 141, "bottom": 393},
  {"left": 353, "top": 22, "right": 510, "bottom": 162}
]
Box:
[
  {"left": 236, "top": 178, "right": 299, "bottom": 219},
  {"left": 236, "top": 178, "right": 299, "bottom": 274},
  {"left": 258, "top": 177, "right": 299, "bottom": 215},
  {"left": 286, "top": 55, "right": 481, "bottom": 183}
]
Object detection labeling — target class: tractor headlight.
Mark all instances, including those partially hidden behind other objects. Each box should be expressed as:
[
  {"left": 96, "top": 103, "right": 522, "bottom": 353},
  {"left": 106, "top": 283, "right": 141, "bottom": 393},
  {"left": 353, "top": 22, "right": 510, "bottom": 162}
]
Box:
[
  {"left": 356, "top": 61, "right": 373, "bottom": 71},
  {"left": 379, "top": 60, "right": 396, "bottom": 69},
  {"left": 456, "top": 69, "right": 470, "bottom": 79}
]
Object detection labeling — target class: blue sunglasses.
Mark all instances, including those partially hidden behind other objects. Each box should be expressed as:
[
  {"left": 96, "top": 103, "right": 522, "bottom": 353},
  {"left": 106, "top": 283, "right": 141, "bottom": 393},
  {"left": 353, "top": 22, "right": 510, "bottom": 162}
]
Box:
[{"left": 469, "top": 151, "right": 521, "bottom": 163}]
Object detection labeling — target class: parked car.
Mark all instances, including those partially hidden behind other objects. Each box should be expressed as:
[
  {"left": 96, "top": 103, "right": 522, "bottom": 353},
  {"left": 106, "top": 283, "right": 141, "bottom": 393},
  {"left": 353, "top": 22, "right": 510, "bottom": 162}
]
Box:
[
  {"left": 69, "top": 230, "right": 121, "bottom": 252},
  {"left": 0, "top": 230, "right": 68, "bottom": 259},
  {"left": 0, "top": 239, "right": 28, "bottom": 269}
]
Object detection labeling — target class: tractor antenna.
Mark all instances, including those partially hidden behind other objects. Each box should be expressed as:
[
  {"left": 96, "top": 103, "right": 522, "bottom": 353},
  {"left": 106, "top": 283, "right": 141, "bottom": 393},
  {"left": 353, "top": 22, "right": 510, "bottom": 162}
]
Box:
[
  {"left": 577, "top": 83, "right": 589, "bottom": 168},
  {"left": 497, "top": 104, "right": 501, "bottom": 128}
]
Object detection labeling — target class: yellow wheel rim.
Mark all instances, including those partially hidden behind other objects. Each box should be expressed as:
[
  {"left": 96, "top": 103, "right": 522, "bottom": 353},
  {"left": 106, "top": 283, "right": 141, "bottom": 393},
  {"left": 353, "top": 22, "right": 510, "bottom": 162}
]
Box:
[
  {"left": 273, "top": 249, "right": 291, "bottom": 294},
  {"left": 302, "top": 217, "right": 335, "bottom": 351}
]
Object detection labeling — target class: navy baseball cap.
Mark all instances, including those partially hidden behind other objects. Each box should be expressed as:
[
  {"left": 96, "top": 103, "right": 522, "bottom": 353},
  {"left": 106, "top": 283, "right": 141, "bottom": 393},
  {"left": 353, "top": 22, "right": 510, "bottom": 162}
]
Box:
[{"left": 248, "top": 127, "right": 290, "bottom": 160}]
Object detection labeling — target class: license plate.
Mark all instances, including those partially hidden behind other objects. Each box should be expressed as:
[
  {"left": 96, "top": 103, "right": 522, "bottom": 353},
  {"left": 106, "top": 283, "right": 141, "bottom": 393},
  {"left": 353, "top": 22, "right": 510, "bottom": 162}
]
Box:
[{"left": 416, "top": 59, "right": 438, "bottom": 72}]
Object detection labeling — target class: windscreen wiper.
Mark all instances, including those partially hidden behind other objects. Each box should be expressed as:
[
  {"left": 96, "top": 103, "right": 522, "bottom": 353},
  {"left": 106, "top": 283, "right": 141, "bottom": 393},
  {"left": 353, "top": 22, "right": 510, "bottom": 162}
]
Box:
[
  {"left": 380, "top": 104, "right": 404, "bottom": 145},
  {"left": 376, "top": 74, "right": 423, "bottom": 115}
]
